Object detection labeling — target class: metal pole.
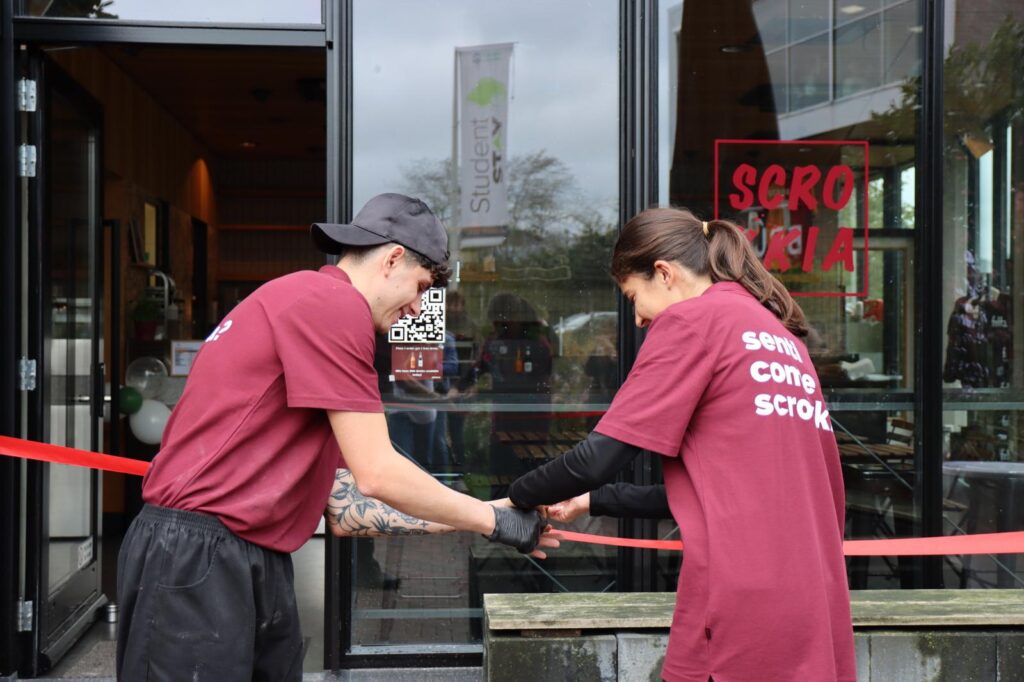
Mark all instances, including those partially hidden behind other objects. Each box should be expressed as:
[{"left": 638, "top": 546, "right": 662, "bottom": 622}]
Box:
[{"left": 450, "top": 49, "right": 461, "bottom": 288}]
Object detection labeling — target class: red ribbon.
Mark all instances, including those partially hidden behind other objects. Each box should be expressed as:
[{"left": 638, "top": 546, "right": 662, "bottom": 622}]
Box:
[
  {"left": 0, "top": 435, "right": 150, "bottom": 476},
  {"left": 3, "top": 436, "right": 1023, "bottom": 557},
  {"left": 550, "top": 529, "right": 1024, "bottom": 556}
]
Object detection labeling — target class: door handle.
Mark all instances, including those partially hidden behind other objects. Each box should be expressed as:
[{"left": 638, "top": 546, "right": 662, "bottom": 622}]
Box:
[{"left": 92, "top": 361, "right": 105, "bottom": 421}]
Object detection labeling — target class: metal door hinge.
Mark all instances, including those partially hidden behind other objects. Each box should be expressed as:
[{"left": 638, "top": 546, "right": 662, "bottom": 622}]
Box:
[
  {"left": 19, "top": 357, "right": 36, "bottom": 391},
  {"left": 18, "top": 145, "right": 37, "bottom": 178},
  {"left": 17, "top": 78, "right": 37, "bottom": 112},
  {"left": 17, "top": 600, "right": 33, "bottom": 632}
]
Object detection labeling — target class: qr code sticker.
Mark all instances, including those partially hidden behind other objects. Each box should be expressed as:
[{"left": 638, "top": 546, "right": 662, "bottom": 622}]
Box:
[{"left": 389, "top": 288, "right": 446, "bottom": 343}]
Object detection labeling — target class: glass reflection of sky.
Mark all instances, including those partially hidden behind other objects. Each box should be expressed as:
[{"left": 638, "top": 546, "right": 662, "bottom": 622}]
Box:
[
  {"left": 352, "top": 0, "right": 619, "bottom": 219},
  {"left": 35, "top": 0, "right": 322, "bottom": 24}
]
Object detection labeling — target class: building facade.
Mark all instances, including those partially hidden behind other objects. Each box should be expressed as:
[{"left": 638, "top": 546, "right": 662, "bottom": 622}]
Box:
[{"left": 1, "top": 0, "right": 1022, "bottom": 676}]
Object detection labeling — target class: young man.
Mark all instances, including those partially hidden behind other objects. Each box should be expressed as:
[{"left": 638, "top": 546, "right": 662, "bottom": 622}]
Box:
[{"left": 116, "top": 193, "right": 548, "bottom": 681}]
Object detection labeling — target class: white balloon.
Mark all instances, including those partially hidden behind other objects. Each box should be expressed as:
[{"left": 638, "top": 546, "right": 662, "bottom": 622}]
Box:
[
  {"left": 125, "top": 356, "right": 168, "bottom": 400},
  {"left": 129, "top": 399, "right": 171, "bottom": 445}
]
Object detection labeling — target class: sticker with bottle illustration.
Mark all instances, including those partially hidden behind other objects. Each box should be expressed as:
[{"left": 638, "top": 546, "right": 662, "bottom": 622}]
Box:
[{"left": 391, "top": 345, "right": 443, "bottom": 380}]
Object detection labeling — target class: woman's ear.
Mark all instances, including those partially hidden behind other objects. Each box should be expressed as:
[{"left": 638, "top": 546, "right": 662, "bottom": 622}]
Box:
[{"left": 652, "top": 260, "right": 675, "bottom": 287}]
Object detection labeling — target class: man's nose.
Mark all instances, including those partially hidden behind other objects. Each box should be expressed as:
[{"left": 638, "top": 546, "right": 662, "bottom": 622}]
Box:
[
  {"left": 409, "top": 299, "right": 422, "bottom": 317},
  {"left": 634, "top": 311, "right": 646, "bottom": 328}
]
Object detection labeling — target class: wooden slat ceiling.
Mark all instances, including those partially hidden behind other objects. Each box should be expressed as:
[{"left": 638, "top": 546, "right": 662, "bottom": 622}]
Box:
[{"left": 100, "top": 45, "right": 326, "bottom": 160}]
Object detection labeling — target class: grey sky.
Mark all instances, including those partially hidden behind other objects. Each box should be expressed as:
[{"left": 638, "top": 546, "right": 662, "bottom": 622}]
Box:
[{"left": 352, "top": 0, "right": 619, "bottom": 218}]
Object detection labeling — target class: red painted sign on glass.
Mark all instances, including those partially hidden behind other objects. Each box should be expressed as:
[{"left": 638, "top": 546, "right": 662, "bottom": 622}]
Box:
[{"left": 714, "top": 139, "right": 870, "bottom": 297}]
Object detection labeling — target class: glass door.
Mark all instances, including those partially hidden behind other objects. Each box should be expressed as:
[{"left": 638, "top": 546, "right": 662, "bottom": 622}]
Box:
[
  {"left": 341, "top": 0, "right": 622, "bottom": 659},
  {"left": 22, "top": 52, "right": 106, "bottom": 675}
]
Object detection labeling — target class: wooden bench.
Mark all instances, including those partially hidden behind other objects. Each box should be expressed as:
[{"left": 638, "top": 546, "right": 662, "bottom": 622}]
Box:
[{"left": 483, "top": 590, "right": 1024, "bottom": 681}]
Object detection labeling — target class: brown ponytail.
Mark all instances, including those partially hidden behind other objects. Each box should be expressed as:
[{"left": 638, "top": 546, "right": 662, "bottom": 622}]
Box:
[{"left": 611, "top": 207, "right": 809, "bottom": 337}]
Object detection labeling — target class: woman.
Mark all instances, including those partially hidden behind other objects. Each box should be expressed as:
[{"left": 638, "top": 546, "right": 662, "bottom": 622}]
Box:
[{"left": 506, "top": 207, "right": 855, "bottom": 681}]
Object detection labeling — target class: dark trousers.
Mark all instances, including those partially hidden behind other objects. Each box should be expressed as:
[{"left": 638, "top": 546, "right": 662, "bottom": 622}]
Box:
[{"left": 116, "top": 505, "right": 303, "bottom": 681}]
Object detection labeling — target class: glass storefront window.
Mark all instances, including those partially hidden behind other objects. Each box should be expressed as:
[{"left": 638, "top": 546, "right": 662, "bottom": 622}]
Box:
[
  {"left": 21, "top": 0, "right": 322, "bottom": 24},
  {"left": 940, "top": 11, "right": 1024, "bottom": 588},
  {"left": 836, "top": 13, "right": 883, "bottom": 98},
  {"left": 790, "top": 34, "right": 831, "bottom": 109},
  {"left": 352, "top": 0, "right": 619, "bottom": 650},
  {"left": 836, "top": 1, "right": 882, "bottom": 28},
  {"left": 755, "top": 0, "right": 789, "bottom": 52},
  {"left": 883, "top": 1, "right": 922, "bottom": 83},
  {"left": 661, "top": 0, "right": 923, "bottom": 588},
  {"left": 788, "top": 0, "right": 829, "bottom": 43}
]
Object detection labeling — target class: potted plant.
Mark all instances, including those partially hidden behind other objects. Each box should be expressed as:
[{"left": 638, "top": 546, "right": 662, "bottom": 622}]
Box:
[{"left": 131, "top": 298, "right": 162, "bottom": 340}]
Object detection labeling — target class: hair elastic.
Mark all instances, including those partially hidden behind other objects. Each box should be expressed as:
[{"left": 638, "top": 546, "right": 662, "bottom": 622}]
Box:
[{"left": 702, "top": 221, "right": 709, "bottom": 237}]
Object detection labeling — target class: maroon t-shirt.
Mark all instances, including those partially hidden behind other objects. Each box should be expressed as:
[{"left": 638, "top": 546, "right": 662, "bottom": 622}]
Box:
[
  {"left": 143, "top": 266, "right": 382, "bottom": 552},
  {"left": 596, "top": 282, "right": 855, "bottom": 682}
]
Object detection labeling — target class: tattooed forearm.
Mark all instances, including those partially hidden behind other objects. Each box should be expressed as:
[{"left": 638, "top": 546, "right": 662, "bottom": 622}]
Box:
[{"left": 325, "top": 468, "right": 456, "bottom": 537}]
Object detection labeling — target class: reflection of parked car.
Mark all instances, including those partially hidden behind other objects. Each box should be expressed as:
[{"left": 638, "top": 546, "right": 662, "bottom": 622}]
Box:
[
  {"left": 554, "top": 311, "right": 616, "bottom": 335},
  {"left": 554, "top": 311, "right": 616, "bottom": 357}
]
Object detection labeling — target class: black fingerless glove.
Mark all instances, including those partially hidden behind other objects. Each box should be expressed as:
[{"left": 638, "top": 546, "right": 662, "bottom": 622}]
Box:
[{"left": 486, "top": 506, "right": 544, "bottom": 553}]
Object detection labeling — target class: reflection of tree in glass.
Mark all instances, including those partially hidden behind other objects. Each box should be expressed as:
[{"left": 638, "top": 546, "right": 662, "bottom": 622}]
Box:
[
  {"left": 871, "top": 18, "right": 1024, "bottom": 144},
  {"left": 401, "top": 150, "right": 620, "bottom": 401},
  {"left": 400, "top": 150, "right": 617, "bottom": 278}
]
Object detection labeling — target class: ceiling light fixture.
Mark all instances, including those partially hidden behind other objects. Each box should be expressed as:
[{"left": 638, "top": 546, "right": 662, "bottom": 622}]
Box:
[
  {"left": 240, "top": 141, "right": 257, "bottom": 149},
  {"left": 840, "top": 4, "right": 865, "bottom": 14}
]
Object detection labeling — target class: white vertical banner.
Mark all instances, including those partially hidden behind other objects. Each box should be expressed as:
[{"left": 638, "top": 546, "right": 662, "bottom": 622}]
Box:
[{"left": 457, "top": 43, "right": 513, "bottom": 229}]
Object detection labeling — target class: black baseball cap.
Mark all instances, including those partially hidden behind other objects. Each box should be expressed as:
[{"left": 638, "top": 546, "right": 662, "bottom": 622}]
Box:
[{"left": 311, "top": 193, "right": 449, "bottom": 265}]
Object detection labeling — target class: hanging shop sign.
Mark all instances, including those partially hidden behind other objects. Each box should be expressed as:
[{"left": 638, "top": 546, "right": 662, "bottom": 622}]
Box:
[{"left": 714, "top": 139, "right": 870, "bottom": 297}]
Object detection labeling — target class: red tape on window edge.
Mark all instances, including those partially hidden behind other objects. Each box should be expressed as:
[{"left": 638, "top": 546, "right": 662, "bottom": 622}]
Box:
[{"left": 4, "top": 436, "right": 1023, "bottom": 557}]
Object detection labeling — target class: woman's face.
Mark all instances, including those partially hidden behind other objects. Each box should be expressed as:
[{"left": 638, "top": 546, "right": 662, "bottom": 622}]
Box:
[
  {"left": 618, "top": 260, "right": 711, "bottom": 328},
  {"left": 618, "top": 272, "right": 678, "bottom": 329}
]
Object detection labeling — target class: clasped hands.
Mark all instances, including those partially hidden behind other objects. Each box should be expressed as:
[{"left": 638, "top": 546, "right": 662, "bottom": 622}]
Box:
[{"left": 484, "top": 491, "right": 591, "bottom": 559}]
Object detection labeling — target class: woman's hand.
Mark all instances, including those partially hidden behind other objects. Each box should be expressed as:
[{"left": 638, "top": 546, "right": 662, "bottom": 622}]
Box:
[{"left": 547, "top": 492, "right": 590, "bottom": 523}]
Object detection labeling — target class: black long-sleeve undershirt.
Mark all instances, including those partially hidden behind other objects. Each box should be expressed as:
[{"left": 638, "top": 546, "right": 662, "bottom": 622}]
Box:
[
  {"left": 590, "top": 482, "right": 670, "bottom": 519},
  {"left": 506, "top": 431, "right": 671, "bottom": 521}
]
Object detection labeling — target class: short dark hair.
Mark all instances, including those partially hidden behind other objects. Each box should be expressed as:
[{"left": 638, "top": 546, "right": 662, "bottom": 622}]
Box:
[
  {"left": 340, "top": 243, "right": 450, "bottom": 288},
  {"left": 404, "top": 247, "right": 451, "bottom": 288}
]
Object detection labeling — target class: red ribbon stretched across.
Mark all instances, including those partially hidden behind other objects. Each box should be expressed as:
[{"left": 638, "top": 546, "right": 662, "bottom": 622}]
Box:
[
  {"left": 0, "top": 435, "right": 150, "bottom": 476},
  {"left": 550, "top": 529, "right": 1024, "bottom": 556},
  {"left": 3, "top": 436, "right": 1024, "bottom": 557}
]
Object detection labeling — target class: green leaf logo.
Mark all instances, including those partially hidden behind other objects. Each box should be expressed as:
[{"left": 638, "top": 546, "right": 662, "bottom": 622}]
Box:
[{"left": 467, "top": 77, "right": 506, "bottom": 106}]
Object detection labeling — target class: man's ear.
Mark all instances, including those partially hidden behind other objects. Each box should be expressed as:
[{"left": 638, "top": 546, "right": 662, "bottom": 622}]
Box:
[{"left": 382, "top": 244, "right": 406, "bottom": 274}]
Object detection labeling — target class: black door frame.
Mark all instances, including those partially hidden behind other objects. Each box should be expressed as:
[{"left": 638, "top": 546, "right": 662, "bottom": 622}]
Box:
[
  {"left": 0, "top": 4, "right": 349, "bottom": 675},
  {"left": 1, "top": 0, "right": 21, "bottom": 674},
  {"left": 20, "top": 50, "right": 107, "bottom": 677}
]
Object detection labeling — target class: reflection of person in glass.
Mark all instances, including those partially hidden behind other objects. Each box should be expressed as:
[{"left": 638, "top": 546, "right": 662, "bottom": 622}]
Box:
[
  {"left": 943, "top": 252, "right": 1013, "bottom": 461},
  {"left": 454, "top": 292, "right": 554, "bottom": 476},
  {"left": 943, "top": 252, "right": 1011, "bottom": 389},
  {"left": 445, "top": 291, "right": 476, "bottom": 464},
  {"left": 504, "top": 208, "right": 855, "bottom": 681}
]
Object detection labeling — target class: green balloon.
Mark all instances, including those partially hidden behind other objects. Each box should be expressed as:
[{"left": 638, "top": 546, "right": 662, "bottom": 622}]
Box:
[{"left": 119, "top": 386, "right": 143, "bottom": 415}]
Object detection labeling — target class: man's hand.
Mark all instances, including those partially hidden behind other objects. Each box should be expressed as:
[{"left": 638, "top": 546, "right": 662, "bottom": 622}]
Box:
[
  {"left": 547, "top": 492, "right": 590, "bottom": 523},
  {"left": 486, "top": 498, "right": 559, "bottom": 558},
  {"left": 486, "top": 506, "right": 546, "bottom": 554}
]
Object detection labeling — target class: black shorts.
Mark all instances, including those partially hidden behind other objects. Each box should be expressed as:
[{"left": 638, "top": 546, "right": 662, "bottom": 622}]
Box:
[{"left": 116, "top": 504, "right": 304, "bottom": 681}]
